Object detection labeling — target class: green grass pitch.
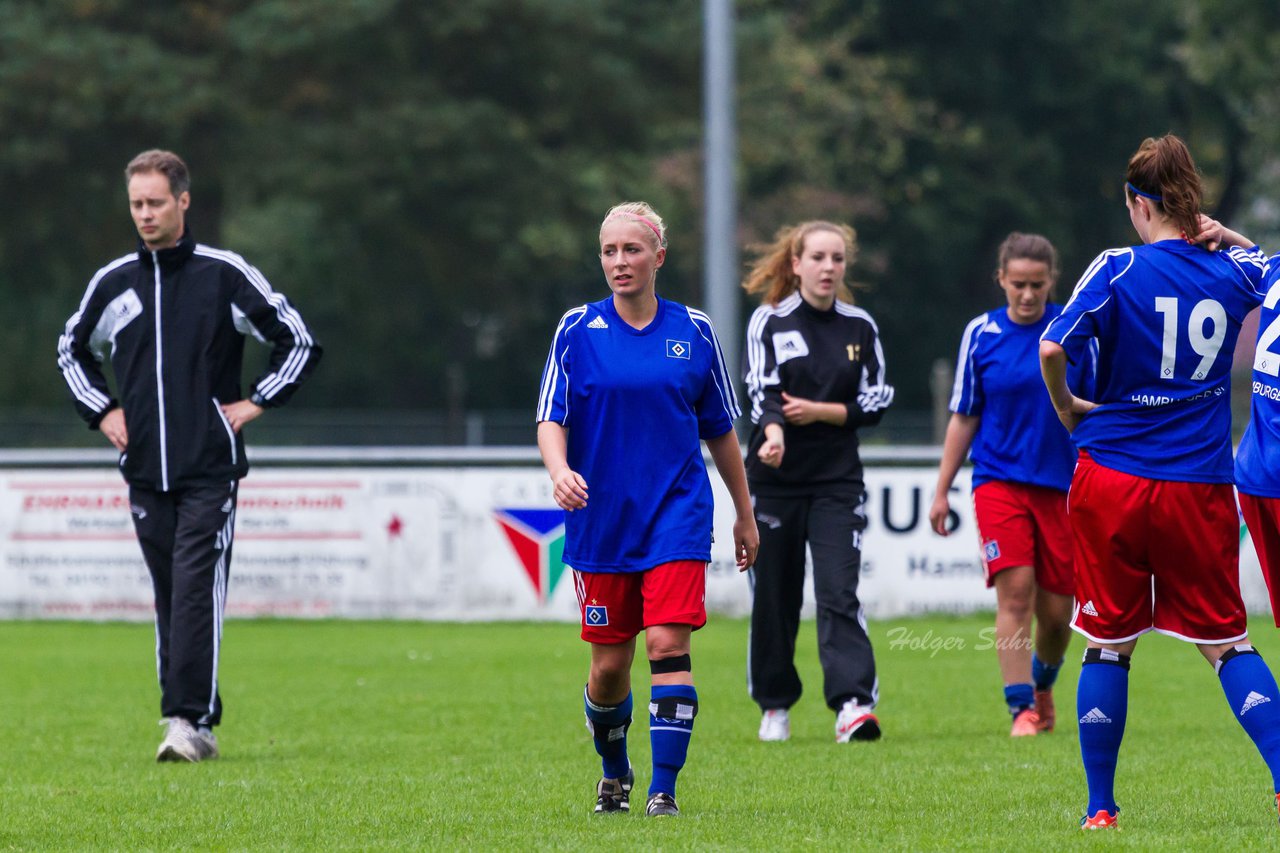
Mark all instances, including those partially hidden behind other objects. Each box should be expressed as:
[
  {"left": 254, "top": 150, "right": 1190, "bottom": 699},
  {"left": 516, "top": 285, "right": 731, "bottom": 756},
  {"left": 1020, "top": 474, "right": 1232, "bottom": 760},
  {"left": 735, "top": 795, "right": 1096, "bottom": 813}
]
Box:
[{"left": 2, "top": 614, "right": 1279, "bottom": 849}]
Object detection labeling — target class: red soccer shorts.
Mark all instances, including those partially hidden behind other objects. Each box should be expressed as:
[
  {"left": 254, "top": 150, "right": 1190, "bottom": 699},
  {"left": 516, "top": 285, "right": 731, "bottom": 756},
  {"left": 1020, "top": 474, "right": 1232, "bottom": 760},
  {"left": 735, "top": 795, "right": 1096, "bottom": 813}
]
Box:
[
  {"left": 972, "top": 480, "right": 1073, "bottom": 596},
  {"left": 573, "top": 560, "right": 708, "bottom": 644},
  {"left": 1240, "top": 493, "right": 1280, "bottom": 628},
  {"left": 1068, "top": 451, "right": 1246, "bottom": 644}
]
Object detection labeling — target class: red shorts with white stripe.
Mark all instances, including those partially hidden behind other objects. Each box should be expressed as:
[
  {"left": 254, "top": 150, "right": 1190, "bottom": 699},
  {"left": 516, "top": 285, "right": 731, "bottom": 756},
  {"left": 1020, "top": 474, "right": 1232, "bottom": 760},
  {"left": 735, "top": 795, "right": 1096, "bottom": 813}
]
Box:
[
  {"left": 573, "top": 560, "right": 707, "bottom": 644},
  {"left": 972, "top": 480, "right": 1073, "bottom": 596},
  {"left": 1241, "top": 493, "right": 1280, "bottom": 628},
  {"left": 1068, "top": 451, "right": 1246, "bottom": 644}
]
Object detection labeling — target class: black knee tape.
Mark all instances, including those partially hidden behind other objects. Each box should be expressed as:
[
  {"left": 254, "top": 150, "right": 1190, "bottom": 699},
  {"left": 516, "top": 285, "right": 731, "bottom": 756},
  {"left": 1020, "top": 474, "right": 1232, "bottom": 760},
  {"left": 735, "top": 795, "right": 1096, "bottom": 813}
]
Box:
[
  {"left": 1082, "top": 647, "right": 1131, "bottom": 670},
  {"left": 650, "top": 695, "right": 699, "bottom": 720},
  {"left": 649, "top": 654, "right": 691, "bottom": 675},
  {"left": 1217, "top": 644, "right": 1259, "bottom": 673}
]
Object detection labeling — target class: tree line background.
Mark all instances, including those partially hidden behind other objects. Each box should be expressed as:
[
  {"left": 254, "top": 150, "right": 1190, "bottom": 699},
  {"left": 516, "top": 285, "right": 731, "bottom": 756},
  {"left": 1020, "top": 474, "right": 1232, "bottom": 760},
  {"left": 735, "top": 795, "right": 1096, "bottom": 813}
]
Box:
[{"left": 3, "top": 0, "right": 1277, "bottom": 446}]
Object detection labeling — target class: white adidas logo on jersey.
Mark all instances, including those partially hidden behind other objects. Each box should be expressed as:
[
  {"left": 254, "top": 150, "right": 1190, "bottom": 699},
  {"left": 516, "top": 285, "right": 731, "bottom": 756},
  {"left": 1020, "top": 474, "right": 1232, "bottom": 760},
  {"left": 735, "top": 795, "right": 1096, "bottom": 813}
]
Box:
[
  {"left": 1081, "top": 600, "right": 1099, "bottom": 617},
  {"left": 587, "top": 316, "right": 608, "bottom": 329},
  {"left": 1079, "top": 707, "right": 1111, "bottom": 724},
  {"left": 1240, "top": 691, "right": 1272, "bottom": 715}
]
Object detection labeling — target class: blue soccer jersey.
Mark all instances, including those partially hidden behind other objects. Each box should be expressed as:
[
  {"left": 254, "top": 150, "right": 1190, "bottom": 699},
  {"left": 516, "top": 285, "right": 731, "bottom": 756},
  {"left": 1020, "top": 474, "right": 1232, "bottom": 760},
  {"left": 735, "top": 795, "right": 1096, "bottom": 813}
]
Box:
[
  {"left": 1237, "top": 255, "right": 1280, "bottom": 498},
  {"left": 1042, "top": 240, "right": 1268, "bottom": 482},
  {"left": 537, "top": 296, "right": 740, "bottom": 572},
  {"left": 950, "top": 304, "right": 1096, "bottom": 491}
]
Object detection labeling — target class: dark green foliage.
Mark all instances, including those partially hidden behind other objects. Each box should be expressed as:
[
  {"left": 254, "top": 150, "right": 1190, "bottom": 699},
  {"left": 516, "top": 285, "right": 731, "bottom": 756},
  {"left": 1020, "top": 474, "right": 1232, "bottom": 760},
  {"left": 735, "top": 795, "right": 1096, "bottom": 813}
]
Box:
[{"left": 1, "top": 0, "right": 1272, "bottom": 423}]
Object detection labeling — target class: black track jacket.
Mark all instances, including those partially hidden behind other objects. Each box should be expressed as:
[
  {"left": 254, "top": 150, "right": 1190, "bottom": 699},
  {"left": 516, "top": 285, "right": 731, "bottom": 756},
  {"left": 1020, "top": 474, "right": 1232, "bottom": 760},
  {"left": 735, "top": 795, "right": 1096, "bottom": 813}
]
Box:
[
  {"left": 743, "top": 293, "right": 894, "bottom": 493},
  {"left": 57, "top": 232, "right": 322, "bottom": 491}
]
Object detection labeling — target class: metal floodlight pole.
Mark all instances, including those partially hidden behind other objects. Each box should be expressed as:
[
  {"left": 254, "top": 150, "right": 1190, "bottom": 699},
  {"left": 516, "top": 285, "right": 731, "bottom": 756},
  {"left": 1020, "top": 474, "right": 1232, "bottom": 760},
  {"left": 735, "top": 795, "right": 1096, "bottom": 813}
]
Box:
[{"left": 703, "top": 0, "right": 740, "bottom": 395}]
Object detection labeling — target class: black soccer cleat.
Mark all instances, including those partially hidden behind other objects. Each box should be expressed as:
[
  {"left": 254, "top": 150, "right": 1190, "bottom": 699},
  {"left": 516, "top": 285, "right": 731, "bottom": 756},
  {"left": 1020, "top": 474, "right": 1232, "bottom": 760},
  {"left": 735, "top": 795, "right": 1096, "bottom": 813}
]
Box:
[
  {"left": 645, "top": 792, "right": 679, "bottom": 817},
  {"left": 594, "top": 769, "right": 634, "bottom": 814}
]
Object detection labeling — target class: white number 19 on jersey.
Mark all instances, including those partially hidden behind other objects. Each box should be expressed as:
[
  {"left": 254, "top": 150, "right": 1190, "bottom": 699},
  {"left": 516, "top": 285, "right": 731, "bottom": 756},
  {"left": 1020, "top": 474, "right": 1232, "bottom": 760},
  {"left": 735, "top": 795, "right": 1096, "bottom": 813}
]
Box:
[{"left": 1155, "top": 296, "right": 1226, "bottom": 381}]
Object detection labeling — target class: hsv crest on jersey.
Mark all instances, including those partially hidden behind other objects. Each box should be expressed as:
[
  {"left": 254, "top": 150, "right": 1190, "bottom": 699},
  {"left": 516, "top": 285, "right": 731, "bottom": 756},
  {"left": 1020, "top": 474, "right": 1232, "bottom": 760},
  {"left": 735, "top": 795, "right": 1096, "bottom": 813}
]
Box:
[
  {"left": 983, "top": 540, "right": 1000, "bottom": 561},
  {"left": 493, "top": 508, "right": 567, "bottom": 604},
  {"left": 666, "top": 339, "right": 690, "bottom": 359}
]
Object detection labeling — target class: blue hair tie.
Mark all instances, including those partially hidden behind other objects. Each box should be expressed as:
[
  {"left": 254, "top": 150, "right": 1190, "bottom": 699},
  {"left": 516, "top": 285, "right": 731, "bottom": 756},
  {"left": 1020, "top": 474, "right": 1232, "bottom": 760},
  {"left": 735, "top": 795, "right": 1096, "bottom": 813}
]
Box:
[{"left": 1126, "top": 182, "right": 1163, "bottom": 202}]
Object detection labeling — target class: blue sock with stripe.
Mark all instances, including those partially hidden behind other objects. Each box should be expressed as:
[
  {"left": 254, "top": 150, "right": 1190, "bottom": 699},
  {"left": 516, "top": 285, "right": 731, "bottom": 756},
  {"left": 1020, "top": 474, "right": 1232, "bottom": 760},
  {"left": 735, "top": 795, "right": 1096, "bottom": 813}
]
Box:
[
  {"left": 1217, "top": 646, "right": 1280, "bottom": 793},
  {"left": 1077, "top": 648, "right": 1129, "bottom": 816},
  {"left": 649, "top": 684, "right": 698, "bottom": 798},
  {"left": 1032, "top": 654, "right": 1062, "bottom": 691},
  {"left": 584, "top": 687, "right": 631, "bottom": 780}
]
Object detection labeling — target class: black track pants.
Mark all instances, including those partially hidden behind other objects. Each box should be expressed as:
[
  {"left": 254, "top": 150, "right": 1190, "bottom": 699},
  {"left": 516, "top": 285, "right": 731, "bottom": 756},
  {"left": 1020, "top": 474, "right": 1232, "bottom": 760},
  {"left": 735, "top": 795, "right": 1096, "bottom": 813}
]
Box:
[
  {"left": 747, "top": 489, "right": 877, "bottom": 712},
  {"left": 129, "top": 480, "right": 238, "bottom": 727}
]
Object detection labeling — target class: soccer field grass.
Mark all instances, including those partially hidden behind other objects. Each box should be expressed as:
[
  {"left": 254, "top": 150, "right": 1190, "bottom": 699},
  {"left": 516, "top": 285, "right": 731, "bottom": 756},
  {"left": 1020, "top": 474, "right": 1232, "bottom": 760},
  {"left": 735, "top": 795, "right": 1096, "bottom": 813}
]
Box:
[{"left": 3, "top": 615, "right": 1279, "bottom": 850}]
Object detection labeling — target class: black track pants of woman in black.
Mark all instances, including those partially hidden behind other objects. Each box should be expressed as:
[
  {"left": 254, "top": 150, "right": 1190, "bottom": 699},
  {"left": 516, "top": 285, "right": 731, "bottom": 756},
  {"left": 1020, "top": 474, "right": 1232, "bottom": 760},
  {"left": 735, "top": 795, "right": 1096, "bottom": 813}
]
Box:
[{"left": 747, "top": 488, "right": 876, "bottom": 712}]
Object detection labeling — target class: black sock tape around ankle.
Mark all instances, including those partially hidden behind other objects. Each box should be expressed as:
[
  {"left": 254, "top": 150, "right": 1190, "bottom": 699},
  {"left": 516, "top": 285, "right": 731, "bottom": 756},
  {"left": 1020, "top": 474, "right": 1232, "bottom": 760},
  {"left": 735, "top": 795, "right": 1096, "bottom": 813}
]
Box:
[
  {"left": 649, "top": 654, "right": 691, "bottom": 675},
  {"left": 1218, "top": 645, "right": 1259, "bottom": 668},
  {"left": 650, "top": 695, "right": 699, "bottom": 720},
  {"left": 1082, "top": 647, "right": 1131, "bottom": 670}
]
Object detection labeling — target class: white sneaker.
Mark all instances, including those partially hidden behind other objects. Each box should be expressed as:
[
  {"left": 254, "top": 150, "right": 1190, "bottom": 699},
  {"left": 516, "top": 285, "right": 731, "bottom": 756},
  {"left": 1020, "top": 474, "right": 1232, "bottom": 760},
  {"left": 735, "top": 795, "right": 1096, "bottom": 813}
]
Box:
[
  {"left": 156, "top": 717, "right": 219, "bottom": 762},
  {"left": 835, "top": 700, "right": 881, "bottom": 743},
  {"left": 758, "top": 709, "right": 790, "bottom": 742}
]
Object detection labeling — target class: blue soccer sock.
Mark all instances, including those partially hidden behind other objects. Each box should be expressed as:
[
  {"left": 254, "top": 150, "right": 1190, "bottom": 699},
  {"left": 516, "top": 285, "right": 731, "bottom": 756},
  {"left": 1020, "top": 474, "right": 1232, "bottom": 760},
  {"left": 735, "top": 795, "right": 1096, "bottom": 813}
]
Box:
[
  {"left": 1077, "top": 647, "right": 1129, "bottom": 815},
  {"left": 1004, "top": 682, "right": 1034, "bottom": 715},
  {"left": 1032, "top": 654, "right": 1063, "bottom": 691},
  {"left": 1216, "top": 646, "right": 1280, "bottom": 793},
  {"left": 649, "top": 684, "right": 698, "bottom": 798},
  {"left": 584, "top": 687, "right": 631, "bottom": 780}
]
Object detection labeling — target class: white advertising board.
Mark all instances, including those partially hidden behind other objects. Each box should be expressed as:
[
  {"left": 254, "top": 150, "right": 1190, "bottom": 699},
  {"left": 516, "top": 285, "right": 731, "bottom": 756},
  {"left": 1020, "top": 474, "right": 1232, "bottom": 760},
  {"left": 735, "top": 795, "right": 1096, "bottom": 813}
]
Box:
[{"left": 0, "top": 465, "right": 1267, "bottom": 620}]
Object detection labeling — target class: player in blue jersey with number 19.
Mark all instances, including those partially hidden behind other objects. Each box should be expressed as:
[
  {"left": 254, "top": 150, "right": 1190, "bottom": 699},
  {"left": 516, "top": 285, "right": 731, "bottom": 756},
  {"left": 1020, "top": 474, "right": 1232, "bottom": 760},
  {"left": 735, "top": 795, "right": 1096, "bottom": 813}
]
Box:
[
  {"left": 1040, "top": 134, "right": 1280, "bottom": 830},
  {"left": 930, "top": 232, "right": 1096, "bottom": 738},
  {"left": 537, "top": 201, "right": 759, "bottom": 818}
]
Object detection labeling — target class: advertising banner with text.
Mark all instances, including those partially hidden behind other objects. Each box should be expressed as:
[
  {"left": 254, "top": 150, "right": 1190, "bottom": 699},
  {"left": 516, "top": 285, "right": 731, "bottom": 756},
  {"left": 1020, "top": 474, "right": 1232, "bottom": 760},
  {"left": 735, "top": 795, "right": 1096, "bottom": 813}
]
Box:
[{"left": 0, "top": 466, "right": 1267, "bottom": 620}]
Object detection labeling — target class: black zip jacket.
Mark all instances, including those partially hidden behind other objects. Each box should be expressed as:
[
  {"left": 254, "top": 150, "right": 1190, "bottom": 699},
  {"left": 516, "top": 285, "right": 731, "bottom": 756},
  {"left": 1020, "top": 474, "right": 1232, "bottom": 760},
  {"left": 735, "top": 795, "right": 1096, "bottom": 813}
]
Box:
[
  {"left": 742, "top": 293, "right": 894, "bottom": 493},
  {"left": 57, "top": 231, "right": 322, "bottom": 490}
]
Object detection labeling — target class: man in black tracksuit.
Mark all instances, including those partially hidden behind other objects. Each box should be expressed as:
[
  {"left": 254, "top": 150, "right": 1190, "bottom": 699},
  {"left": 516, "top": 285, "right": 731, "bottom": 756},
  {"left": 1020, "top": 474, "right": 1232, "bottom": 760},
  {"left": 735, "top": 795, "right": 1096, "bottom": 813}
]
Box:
[
  {"left": 742, "top": 231, "right": 894, "bottom": 743},
  {"left": 57, "top": 149, "right": 321, "bottom": 762}
]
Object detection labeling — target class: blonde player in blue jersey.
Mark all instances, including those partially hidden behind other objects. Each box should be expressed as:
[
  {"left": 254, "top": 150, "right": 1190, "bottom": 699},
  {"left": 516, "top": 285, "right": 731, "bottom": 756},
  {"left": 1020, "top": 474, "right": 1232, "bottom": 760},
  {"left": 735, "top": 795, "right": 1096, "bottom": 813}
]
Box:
[
  {"left": 930, "top": 232, "right": 1095, "bottom": 738},
  {"left": 537, "top": 201, "right": 759, "bottom": 818},
  {"left": 1040, "top": 134, "right": 1280, "bottom": 830}
]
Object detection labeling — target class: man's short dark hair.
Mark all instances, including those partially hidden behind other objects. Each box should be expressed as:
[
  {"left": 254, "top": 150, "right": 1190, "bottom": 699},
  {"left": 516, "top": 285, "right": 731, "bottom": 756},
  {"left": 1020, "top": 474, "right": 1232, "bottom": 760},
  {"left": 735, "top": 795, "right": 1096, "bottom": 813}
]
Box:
[{"left": 125, "top": 150, "right": 190, "bottom": 197}]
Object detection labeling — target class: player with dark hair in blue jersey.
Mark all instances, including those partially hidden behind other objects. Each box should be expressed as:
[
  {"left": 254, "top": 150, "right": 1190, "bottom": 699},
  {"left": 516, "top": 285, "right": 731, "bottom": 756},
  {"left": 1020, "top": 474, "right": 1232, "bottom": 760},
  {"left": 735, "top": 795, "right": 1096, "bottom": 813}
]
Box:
[
  {"left": 1040, "top": 134, "right": 1280, "bottom": 830},
  {"left": 930, "top": 232, "right": 1096, "bottom": 738},
  {"left": 537, "top": 201, "right": 759, "bottom": 818}
]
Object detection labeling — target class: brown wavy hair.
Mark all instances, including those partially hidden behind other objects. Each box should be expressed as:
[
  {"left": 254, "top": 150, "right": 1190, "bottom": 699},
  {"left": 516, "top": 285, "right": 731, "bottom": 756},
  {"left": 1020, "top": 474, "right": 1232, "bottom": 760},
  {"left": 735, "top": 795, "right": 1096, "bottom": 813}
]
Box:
[
  {"left": 741, "top": 221, "right": 856, "bottom": 306},
  {"left": 1125, "top": 134, "right": 1203, "bottom": 240},
  {"left": 994, "top": 232, "right": 1058, "bottom": 281}
]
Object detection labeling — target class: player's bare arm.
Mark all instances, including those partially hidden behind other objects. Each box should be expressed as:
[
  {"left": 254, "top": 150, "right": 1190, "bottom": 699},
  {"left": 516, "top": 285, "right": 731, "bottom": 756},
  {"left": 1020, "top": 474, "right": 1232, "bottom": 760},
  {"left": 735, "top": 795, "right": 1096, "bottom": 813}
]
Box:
[
  {"left": 1039, "top": 340, "right": 1096, "bottom": 432},
  {"left": 705, "top": 430, "right": 759, "bottom": 571},
  {"left": 536, "top": 420, "right": 588, "bottom": 511}
]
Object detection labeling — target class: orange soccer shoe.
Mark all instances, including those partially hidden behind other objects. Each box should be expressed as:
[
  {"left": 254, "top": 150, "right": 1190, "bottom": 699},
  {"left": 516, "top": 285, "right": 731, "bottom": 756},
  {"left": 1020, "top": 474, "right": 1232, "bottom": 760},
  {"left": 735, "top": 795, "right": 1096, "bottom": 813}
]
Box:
[
  {"left": 1033, "top": 688, "right": 1055, "bottom": 733},
  {"left": 1010, "top": 707, "right": 1041, "bottom": 737},
  {"left": 1080, "top": 809, "right": 1118, "bottom": 830}
]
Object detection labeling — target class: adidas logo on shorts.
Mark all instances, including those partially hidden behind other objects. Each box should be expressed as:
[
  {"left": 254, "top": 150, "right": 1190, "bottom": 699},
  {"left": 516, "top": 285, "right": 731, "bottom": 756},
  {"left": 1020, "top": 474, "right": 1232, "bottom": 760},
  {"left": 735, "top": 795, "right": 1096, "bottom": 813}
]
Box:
[
  {"left": 1079, "top": 707, "right": 1112, "bottom": 724},
  {"left": 1081, "top": 600, "right": 1099, "bottom": 617},
  {"left": 1240, "top": 691, "right": 1272, "bottom": 715}
]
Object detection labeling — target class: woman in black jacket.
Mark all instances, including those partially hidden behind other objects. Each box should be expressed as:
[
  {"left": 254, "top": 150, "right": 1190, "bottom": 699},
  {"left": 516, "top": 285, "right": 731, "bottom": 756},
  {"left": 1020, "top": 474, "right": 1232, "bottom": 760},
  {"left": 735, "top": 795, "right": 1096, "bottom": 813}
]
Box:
[{"left": 742, "top": 220, "right": 893, "bottom": 743}]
